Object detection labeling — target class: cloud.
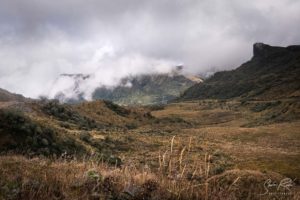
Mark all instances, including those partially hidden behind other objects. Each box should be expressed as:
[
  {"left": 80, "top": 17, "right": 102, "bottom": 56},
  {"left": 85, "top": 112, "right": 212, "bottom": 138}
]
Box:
[{"left": 0, "top": 0, "right": 299, "bottom": 98}]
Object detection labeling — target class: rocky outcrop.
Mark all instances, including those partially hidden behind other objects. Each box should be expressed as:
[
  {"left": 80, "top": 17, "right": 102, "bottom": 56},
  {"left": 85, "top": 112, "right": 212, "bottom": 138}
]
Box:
[{"left": 252, "top": 42, "right": 300, "bottom": 60}]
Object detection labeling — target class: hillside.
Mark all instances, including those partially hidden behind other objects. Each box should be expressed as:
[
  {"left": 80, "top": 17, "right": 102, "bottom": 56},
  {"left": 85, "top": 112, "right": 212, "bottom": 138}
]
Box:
[
  {"left": 52, "top": 71, "right": 200, "bottom": 105},
  {"left": 92, "top": 74, "right": 199, "bottom": 105},
  {"left": 0, "top": 88, "right": 27, "bottom": 102},
  {"left": 180, "top": 43, "right": 300, "bottom": 100},
  {"left": 0, "top": 96, "right": 153, "bottom": 160}
]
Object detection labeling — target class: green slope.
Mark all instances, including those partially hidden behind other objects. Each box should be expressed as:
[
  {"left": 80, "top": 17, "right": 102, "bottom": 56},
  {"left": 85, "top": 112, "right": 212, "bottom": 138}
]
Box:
[
  {"left": 180, "top": 43, "right": 300, "bottom": 101},
  {"left": 93, "top": 74, "right": 197, "bottom": 105}
]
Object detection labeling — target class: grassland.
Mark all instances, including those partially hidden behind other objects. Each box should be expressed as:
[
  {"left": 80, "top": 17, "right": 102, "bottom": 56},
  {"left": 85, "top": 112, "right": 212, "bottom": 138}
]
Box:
[{"left": 0, "top": 98, "right": 299, "bottom": 199}]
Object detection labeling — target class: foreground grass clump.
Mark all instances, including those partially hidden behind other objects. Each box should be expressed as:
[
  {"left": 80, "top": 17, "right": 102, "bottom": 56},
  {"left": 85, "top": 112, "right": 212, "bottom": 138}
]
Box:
[
  {"left": 1, "top": 137, "right": 299, "bottom": 200},
  {"left": 1, "top": 156, "right": 298, "bottom": 200}
]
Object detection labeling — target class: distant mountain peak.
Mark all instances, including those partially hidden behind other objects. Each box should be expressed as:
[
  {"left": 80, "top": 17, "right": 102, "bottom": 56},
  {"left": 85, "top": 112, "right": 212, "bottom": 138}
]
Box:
[
  {"left": 253, "top": 42, "right": 269, "bottom": 55},
  {"left": 253, "top": 42, "right": 300, "bottom": 59},
  {"left": 92, "top": 73, "right": 198, "bottom": 105},
  {"left": 60, "top": 73, "right": 90, "bottom": 80},
  {"left": 51, "top": 69, "right": 200, "bottom": 105}
]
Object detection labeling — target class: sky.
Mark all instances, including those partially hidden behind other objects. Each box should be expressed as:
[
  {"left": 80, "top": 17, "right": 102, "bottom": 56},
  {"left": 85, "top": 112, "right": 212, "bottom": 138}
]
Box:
[{"left": 0, "top": 0, "right": 300, "bottom": 98}]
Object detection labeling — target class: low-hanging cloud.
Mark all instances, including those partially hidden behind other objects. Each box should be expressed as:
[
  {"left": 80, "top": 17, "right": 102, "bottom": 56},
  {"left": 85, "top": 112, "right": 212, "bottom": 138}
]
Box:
[{"left": 0, "top": 0, "right": 299, "bottom": 98}]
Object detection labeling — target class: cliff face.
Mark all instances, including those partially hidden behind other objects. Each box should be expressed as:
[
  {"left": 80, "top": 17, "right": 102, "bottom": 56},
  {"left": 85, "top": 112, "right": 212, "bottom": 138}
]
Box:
[{"left": 180, "top": 43, "right": 300, "bottom": 100}]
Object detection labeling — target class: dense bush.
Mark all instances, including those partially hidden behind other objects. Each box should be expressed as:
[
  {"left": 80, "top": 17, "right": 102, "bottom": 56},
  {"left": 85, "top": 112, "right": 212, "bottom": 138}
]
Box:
[
  {"left": 250, "top": 101, "right": 281, "bottom": 112},
  {"left": 125, "top": 122, "right": 138, "bottom": 130},
  {"left": 103, "top": 100, "right": 130, "bottom": 117},
  {"left": 79, "top": 131, "right": 92, "bottom": 143},
  {"left": 0, "top": 109, "right": 59, "bottom": 155},
  {"left": 0, "top": 109, "right": 88, "bottom": 156},
  {"left": 42, "top": 100, "right": 99, "bottom": 130},
  {"left": 154, "top": 116, "right": 191, "bottom": 125},
  {"left": 147, "top": 104, "right": 165, "bottom": 111}
]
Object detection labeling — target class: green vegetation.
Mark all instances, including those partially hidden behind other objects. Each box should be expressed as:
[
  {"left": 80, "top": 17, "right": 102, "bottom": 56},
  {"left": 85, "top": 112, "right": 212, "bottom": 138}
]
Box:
[
  {"left": 103, "top": 100, "right": 130, "bottom": 117},
  {"left": 92, "top": 74, "right": 197, "bottom": 105},
  {"left": 250, "top": 101, "right": 281, "bottom": 112},
  {"left": 41, "top": 100, "right": 100, "bottom": 130},
  {"left": 0, "top": 108, "right": 60, "bottom": 155},
  {"left": 0, "top": 108, "right": 92, "bottom": 156},
  {"left": 180, "top": 44, "right": 300, "bottom": 100}
]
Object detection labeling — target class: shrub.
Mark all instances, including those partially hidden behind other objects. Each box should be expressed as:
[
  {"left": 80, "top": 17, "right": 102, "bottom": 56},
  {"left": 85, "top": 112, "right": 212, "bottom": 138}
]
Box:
[
  {"left": 125, "top": 122, "right": 138, "bottom": 130},
  {"left": 250, "top": 101, "right": 281, "bottom": 112},
  {"left": 79, "top": 131, "right": 92, "bottom": 143},
  {"left": 0, "top": 108, "right": 88, "bottom": 156},
  {"left": 41, "top": 100, "right": 99, "bottom": 130},
  {"left": 59, "top": 122, "right": 71, "bottom": 129},
  {"left": 0, "top": 109, "right": 58, "bottom": 155},
  {"left": 103, "top": 100, "right": 130, "bottom": 117},
  {"left": 147, "top": 104, "right": 165, "bottom": 111}
]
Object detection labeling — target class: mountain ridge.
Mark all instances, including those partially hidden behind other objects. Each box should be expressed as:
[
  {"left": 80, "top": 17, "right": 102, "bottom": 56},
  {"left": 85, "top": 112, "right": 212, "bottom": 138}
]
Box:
[
  {"left": 92, "top": 73, "right": 199, "bottom": 105},
  {"left": 179, "top": 43, "right": 300, "bottom": 101},
  {"left": 52, "top": 70, "right": 201, "bottom": 105},
  {"left": 0, "top": 88, "right": 27, "bottom": 102}
]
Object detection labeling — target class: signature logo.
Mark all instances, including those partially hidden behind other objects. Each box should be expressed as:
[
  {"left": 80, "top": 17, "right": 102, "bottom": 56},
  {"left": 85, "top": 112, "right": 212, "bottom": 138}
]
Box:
[{"left": 260, "top": 178, "right": 295, "bottom": 196}]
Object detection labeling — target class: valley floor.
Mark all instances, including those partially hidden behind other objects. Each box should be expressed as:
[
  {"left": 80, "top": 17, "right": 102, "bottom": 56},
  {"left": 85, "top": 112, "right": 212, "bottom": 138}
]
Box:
[{"left": 121, "top": 100, "right": 300, "bottom": 181}]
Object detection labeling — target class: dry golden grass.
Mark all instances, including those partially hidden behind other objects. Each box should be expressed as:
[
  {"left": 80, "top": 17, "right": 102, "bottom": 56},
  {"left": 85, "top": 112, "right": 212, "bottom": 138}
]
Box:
[
  {"left": 1, "top": 137, "right": 299, "bottom": 200},
  {"left": 73, "top": 100, "right": 152, "bottom": 127},
  {"left": 148, "top": 100, "right": 300, "bottom": 179},
  {"left": 1, "top": 99, "right": 299, "bottom": 199}
]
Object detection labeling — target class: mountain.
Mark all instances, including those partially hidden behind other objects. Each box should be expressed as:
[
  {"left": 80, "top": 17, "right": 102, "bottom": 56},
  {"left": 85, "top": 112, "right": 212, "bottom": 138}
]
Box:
[
  {"left": 0, "top": 88, "right": 28, "bottom": 111},
  {"left": 52, "top": 69, "right": 201, "bottom": 105},
  {"left": 0, "top": 88, "right": 26, "bottom": 102},
  {"left": 180, "top": 43, "right": 300, "bottom": 100},
  {"left": 92, "top": 73, "right": 200, "bottom": 105}
]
